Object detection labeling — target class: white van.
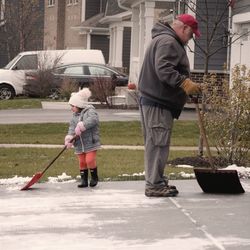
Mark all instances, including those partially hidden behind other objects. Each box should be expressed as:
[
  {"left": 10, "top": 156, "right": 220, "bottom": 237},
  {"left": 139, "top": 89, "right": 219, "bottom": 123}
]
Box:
[{"left": 0, "top": 49, "right": 105, "bottom": 99}]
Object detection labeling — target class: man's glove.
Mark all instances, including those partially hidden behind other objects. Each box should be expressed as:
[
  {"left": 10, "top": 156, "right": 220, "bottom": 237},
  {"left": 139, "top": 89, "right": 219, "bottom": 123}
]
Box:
[
  {"left": 75, "top": 121, "right": 86, "bottom": 136},
  {"left": 64, "top": 135, "right": 74, "bottom": 149},
  {"left": 180, "top": 78, "right": 201, "bottom": 95}
]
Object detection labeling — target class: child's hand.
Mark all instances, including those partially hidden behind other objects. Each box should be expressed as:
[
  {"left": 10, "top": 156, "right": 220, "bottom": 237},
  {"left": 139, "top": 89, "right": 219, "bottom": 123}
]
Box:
[
  {"left": 75, "top": 122, "right": 86, "bottom": 136},
  {"left": 64, "top": 135, "right": 74, "bottom": 149}
]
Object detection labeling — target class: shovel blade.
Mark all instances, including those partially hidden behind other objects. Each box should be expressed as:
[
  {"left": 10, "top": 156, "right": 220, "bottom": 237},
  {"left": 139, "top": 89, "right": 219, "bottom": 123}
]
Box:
[
  {"left": 20, "top": 172, "right": 43, "bottom": 191},
  {"left": 194, "top": 168, "right": 245, "bottom": 194}
]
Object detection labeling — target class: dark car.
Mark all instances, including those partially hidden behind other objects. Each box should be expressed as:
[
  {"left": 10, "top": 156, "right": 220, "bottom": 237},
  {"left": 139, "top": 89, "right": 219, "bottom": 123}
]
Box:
[
  {"left": 24, "top": 63, "right": 128, "bottom": 98},
  {"left": 52, "top": 63, "right": 128, "bottom": 88}
]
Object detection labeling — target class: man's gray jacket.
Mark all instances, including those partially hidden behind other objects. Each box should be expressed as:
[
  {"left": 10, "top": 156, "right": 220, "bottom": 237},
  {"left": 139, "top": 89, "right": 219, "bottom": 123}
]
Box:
[{"left": 138, "top": 22, "right": 190, "bottom": 118}]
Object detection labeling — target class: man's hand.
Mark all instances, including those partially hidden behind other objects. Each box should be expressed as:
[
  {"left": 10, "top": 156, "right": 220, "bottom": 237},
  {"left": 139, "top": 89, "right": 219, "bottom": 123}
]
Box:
[{"left": 180, "top": 78, "right": 201, "bottom": 95}]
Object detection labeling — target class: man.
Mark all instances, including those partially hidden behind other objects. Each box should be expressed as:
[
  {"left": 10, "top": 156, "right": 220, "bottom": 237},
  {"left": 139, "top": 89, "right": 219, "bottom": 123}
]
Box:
[{"left": 138, "top": 14, "right": 201, "bottom": 197}]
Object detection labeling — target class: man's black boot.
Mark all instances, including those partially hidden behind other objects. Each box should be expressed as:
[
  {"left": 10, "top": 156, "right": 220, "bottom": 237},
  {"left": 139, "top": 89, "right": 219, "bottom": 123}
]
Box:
[
  {"left": 90, "top": 168, "right": 98, "bottom": 187},
  {"left": 78, "top": 169, "right": 88, "bottom": 188}
]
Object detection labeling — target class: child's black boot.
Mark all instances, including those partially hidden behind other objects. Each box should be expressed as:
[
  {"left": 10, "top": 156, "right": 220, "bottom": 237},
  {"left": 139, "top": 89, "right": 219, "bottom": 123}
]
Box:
[
  {"left": 90, "top": 167, "right": 98, "bottom": 187},
  {"left": 78, "top": 169, "right": 88, "bottom": 188}
]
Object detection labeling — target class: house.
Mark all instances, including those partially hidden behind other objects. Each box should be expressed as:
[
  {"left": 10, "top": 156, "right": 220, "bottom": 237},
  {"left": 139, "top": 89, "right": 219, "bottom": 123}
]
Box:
[
  {"left": 99, "top": 0, "right": 132, "bottom": 73},
  {"left": 230, "top": 0, "right": 250, "bottom": 69},
  {"left": 117, "top": 0, "right": 233, "bottom": 84},
  {"left": 44, "top": 0, "right": 131, "bottom": 71},
  {"left": 44, "top": 0, "right": 250, "bottom": 84},
  {"left": 44, "top": 0, "right": 110, "bottom": 63}
]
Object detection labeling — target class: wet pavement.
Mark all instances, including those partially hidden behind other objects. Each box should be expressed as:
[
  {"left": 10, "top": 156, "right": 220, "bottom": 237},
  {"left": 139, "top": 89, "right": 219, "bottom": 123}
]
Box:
[{"left": 1, "top": 179, "right": 250, "bottom": 250}]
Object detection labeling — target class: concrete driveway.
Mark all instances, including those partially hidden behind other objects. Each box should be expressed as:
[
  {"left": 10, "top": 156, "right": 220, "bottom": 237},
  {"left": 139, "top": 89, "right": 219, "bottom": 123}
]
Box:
[{"left": 1, "top": 180, "right": 250, "bottom": 250}]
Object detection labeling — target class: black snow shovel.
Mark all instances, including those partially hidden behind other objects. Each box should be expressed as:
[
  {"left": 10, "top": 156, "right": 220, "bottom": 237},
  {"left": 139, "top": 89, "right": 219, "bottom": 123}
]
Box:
[
  {"left": 20, "top": 135, "right": 77, "bottom": 191},
  {"left": 193, "top": 100, "right": 245, "bottom": 194}
]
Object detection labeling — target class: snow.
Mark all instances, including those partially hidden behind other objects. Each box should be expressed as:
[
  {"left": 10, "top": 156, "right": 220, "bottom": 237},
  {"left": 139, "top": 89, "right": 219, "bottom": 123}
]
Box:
[
  {"left": 48, "top": 172, "right": 76, "bottom": 183},
  {"left": 0, "top": 168, "right": 250, "bottom": 250},
  {"left": 1, "top": 165, "right": 249, "bottom": 189}
]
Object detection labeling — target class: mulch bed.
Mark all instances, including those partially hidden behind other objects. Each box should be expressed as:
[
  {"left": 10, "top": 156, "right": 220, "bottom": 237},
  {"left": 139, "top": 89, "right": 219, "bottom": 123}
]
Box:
[{"left": 167, "top": 156, "right": 229, "bottom": 168}]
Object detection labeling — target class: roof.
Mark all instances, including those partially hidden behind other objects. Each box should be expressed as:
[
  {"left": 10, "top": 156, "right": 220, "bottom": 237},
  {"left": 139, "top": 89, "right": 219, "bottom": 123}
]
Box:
[
  {"left": 80, "top": 13, "right": 107, "bottom": 28},
  {"left": 105, "top": 0, "right": 126, "bottom": 16}
]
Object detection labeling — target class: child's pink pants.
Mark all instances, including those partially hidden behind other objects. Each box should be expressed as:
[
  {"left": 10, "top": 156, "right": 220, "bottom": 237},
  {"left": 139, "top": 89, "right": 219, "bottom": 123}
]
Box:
[{"left": 77, "top": 151, "right": 97, "bottom": 170}]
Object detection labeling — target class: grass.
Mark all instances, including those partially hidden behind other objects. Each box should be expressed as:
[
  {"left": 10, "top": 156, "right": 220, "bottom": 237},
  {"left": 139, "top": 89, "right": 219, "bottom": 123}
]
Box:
[
  {"left": 0, "top": 98, "right": 200, "bottom": 181},
  {"left": 0, "top": 97, "right": 43, "bottom": 109},
  {"left": 0, "top": 148, "right": 196, "bottom": 180},
  {"left": 0, "top": 120, "right": 199, "bottom": 146}
]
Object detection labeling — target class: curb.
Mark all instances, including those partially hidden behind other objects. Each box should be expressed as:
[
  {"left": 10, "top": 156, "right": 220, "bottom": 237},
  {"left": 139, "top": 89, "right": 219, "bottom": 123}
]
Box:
[{"left": 0, "top": 144, "right": 216, "bottom": 151}]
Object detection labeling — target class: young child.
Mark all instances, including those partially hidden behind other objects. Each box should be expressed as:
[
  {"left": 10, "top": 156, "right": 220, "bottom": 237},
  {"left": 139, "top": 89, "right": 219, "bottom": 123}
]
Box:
[{"left": 64, "top": 88, "right": 101, "bottom": 188}]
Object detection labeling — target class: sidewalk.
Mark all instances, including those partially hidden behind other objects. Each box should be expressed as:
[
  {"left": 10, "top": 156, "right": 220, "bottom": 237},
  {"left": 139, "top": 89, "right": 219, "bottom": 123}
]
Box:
[
  {"left": 0, "top": 143, "right": 217, "bottom": 151},
  {"left": 1, "top": 180, "right": 250, "bottom": 250}
]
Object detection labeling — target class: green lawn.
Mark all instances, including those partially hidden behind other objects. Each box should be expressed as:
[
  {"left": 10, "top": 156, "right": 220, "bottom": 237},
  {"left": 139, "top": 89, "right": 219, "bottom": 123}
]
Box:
[
  {"left": 0, "top": 148, "right": 196, "bottom": 180},
  {"left": 0, "top": 98, "right": 43, "bottom": 109},
  {"left": 0, "top": 100, "right": 200, "bottom": 180}
]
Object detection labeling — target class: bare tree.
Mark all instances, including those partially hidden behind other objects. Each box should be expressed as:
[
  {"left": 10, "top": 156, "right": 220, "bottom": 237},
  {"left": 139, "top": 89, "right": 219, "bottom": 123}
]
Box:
[
  {"left": 181, "top": 0, "right": 249, "bottom": 156},
  {"left": 0, "top": 0, "right": 43, "bottom": 62}
]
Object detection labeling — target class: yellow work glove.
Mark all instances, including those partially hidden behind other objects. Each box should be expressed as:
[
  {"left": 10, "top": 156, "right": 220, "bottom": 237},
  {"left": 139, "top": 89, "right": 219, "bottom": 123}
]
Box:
[{"left": 180, "top": 78, "right": 201, "bottom": 95}]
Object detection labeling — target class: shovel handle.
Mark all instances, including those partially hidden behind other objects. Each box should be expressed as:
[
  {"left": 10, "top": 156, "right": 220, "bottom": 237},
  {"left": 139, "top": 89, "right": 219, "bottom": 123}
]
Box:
[
  {"left": 41, "top": 135, "right": 78, "bottom": 174},
  {"left": 193, "top": 100, "right": 215, "bottom": 169}
]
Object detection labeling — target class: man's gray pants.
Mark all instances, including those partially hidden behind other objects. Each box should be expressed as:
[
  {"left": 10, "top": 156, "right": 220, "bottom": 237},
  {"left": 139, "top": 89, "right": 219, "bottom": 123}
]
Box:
[{"left": 139, "top": 104, "right": 173, "bottom": 188}]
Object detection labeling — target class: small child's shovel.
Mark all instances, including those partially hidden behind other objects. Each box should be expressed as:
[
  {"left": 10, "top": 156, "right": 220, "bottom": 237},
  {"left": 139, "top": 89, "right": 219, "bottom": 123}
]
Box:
[{"left": 20, "top": 135, "right": 77, "bottom": 191}]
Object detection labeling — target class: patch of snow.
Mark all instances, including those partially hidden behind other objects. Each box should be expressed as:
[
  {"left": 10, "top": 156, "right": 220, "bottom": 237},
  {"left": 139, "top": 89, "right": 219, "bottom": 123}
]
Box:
[
  {"left": 0, "top": 165, "right": 249, "bottom": 190},
  {"left": 0, "top": 175, "right": 30, "bottom": 185},
  {"left": 225, "top": 164, "right": 250, "bottom": 179},
  {"left": 119, "top": 171, "right": 145, "bottom": 177},
  {"left": 179, "top": 171, "right": 195, "bottom": 179},
  {"left": 48, "top": 172, "right": 76, "bottom": 183},
  {"left": 176, "top": 164, "right": 194, "bottom": 168}
]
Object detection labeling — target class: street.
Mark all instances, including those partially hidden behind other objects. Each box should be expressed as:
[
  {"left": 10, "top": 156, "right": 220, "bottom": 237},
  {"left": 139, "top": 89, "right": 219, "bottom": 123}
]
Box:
[{"left": 0, "top": 108, "right": 196, "bottom": 124}]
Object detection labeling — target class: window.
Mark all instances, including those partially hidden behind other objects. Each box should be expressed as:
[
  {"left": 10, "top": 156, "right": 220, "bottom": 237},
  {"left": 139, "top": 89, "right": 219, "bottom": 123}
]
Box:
[
  {"left": 14, "top": 55, "right": 38, "bottom": 70},
  {"left": 63, "top": 66, "right": 83, "bottom": 75},
  {"left": 88, "top": 66, "right": 113, "bottom": 76},
  {"left": 48, "top": 0, "right": 55, "bottom": 7},
  {"left": 241, "top": 28, "right": 249, "bottom": 42},
  {"left": 240, "top": 23, "right": 250, "bottom": 42},
  {"left": 0, "top": 0, "right": 5, "bottom": 26},
  {"left": 67, "top": 0, "right": 78, "bottom": 6}
]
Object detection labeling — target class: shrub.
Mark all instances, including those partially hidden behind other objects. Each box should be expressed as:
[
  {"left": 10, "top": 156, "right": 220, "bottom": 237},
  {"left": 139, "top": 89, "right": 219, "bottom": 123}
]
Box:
[
  {"left": 24, "top": 51, "right": 64, "bottom": 98},
  {"left": 89, "top": 77, "right": 115, "bottom": 108},
  {"left": 24, "top": 69, "right": 57, "bottom": 98},
  {"left": 203, "top": 65, "right": 250, "bottom": 167},
  {"left": 59, "top": 78, "right": 79, "bottom": 100}
]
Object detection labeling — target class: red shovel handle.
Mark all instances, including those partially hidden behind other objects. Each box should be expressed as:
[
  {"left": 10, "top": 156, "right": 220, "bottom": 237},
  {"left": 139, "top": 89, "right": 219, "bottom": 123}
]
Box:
[{"left": 20, "top": 135, "right": 78, "bottom": 190}]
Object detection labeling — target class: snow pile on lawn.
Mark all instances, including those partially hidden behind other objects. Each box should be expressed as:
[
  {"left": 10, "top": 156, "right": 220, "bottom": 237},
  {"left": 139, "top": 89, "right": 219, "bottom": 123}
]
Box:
[
  {"left": 47, "top": 173, "right": 76, "bottom": 183},
  {"left": 0, "top": 165, "right": 249, "bottom": 189},
  {"left": 0, "top": 175, "right": 31, "bottom": 185},
  {"left": 225, "top": 164, "right": 250, "bottom": 178},
  {"left": 117, "top": 164, "right": 250, "bottom": 180}
]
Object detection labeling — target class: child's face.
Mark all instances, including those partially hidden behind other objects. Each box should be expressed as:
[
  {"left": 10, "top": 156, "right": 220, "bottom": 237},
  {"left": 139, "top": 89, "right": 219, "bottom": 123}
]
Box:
[{"left": 70, "top": 105, "right": 80, "bottom": 113}]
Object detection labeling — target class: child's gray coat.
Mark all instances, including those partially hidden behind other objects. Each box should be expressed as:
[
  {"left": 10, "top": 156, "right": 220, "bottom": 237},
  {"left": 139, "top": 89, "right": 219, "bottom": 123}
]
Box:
[{"left": 67, "top": 105, "right": 101, "bottom": 154}]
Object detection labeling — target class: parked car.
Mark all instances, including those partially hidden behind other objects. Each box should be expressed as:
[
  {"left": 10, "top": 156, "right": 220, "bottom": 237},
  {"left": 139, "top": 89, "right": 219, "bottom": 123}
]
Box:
[
  {"left": 0, "top": 49, "right": 105, "bottom": 99},
  {"left": 25, "top": 62, "right": 128, "bottom": 98},
  {"left": 51, "top": 63, "right": 128, "bottom": 88}
]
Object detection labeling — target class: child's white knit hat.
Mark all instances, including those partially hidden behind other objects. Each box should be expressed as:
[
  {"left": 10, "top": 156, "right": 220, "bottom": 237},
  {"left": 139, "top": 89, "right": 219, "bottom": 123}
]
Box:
[{"left": 68, "top": 88, "right": 91, "bottom": 108}]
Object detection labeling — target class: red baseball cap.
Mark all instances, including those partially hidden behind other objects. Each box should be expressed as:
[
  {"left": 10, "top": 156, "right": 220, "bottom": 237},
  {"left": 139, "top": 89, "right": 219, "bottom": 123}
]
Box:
[{"left": 177, "top": 14, "right": 201, "bottom": 38}]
